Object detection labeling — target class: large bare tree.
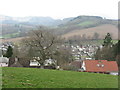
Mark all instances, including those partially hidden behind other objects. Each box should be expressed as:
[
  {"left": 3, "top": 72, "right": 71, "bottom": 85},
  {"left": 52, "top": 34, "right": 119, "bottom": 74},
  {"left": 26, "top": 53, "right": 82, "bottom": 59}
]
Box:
[{"left": 22, "top": 27, "right": 62, "bottom": 68}]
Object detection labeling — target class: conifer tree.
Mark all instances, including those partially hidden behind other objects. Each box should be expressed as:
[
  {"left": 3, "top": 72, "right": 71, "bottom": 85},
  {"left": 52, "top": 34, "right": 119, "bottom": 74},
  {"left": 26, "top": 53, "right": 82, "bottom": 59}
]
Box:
[
  {"left": 103, "top": 33, "right": 112, "bottom": 47},
  {"left": 5, "top": 46, "right": 13, "bottom": 58}
]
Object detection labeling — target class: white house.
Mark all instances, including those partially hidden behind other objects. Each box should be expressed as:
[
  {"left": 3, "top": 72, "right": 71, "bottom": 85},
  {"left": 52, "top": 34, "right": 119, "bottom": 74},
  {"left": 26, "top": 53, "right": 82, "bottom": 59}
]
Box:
[{"left": 0, "top": 56, "right": 9, "bottom": 67}]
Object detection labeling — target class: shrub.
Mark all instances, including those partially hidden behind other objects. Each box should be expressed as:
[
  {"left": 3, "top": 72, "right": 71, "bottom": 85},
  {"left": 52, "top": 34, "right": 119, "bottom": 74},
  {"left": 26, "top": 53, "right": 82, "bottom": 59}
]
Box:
[{"left": 63, "top": 65, "right": 79, "bottom": 71}]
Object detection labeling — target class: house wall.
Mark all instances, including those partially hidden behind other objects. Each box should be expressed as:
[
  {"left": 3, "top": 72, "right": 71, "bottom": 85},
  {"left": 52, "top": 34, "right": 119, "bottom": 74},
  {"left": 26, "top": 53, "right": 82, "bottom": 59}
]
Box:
[
  {"left": 81, "top": 61, "right": 86, "bottom": 71},
  {"left": 0, "top": 63, "right": 8, "bottom": 67},
  {"left": 0, "top": 57, "right": 9, "bottom": 63},
  {"left": 110, "top": 72, "right": 118, "bottom": 75},
  {"left": 0, "top": 57, "right": 9, "bottom": 67},
  {"left": 30, "top": 61, "right": 40, "bottom": 66}
]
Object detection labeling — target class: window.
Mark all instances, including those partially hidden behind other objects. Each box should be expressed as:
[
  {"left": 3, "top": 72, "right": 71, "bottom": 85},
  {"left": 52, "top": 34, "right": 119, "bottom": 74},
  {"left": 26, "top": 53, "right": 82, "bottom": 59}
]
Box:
[
  {"left": 97, "top": 64, "right": 100, "bottom": 67},
  {"left": 101, "top": 64, "right": 104, "bottom": 67}
]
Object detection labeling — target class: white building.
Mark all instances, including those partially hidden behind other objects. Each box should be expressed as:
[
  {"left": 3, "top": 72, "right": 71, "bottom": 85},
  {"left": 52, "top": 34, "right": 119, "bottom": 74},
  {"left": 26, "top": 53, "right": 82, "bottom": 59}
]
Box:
[{"left": 0, "top": 56, "right": 9, "bottom": 67}]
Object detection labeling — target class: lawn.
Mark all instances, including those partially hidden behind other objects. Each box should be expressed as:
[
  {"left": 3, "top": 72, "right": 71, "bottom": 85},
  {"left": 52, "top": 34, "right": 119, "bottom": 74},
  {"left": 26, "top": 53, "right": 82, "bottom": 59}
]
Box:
[{"left": 2, "top": 67, "right": 118, "bottom": 88}]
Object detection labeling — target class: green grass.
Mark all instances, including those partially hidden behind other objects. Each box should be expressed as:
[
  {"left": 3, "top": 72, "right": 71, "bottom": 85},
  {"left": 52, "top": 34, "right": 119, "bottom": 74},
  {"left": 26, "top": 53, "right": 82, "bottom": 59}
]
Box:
[
  {"left": 0, "top": 68, "right": 2, "bottom": 89},
  {"left": 78, "top": 21, "right": 95, "bottom": 26},
  {"left": 2, "top": 67, "right": 118, "bottom": 88},
  {"left": 1, "top": 32, "right": 20, "bottom": 39},
  {"left": 80, "top": 40, "right": 118, "bottom": 46}
]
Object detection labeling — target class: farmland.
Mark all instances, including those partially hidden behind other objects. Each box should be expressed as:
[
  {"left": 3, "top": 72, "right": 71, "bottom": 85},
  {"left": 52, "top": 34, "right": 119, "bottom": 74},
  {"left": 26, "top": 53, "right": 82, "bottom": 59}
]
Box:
[{"left": 62, "top": 24, "right": 118, "bottom": 39}]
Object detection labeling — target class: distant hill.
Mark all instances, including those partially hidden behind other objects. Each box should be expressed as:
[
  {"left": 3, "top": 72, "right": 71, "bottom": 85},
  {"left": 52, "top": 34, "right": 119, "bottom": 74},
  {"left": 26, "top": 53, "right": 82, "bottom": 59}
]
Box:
[
  {"left": 59, "top": 16, "right": 117, "bottom": 27},
  {"left": 0, "top": 15, "right": 73, "bottom": 26},
  {"left": 0, "top": 15, "right": 118, "bottom": 39},
  {"left": 62, "top": 24, "right": 118, "bottom": 39},
  {"left": 56, "top": 16, "right": 117, "bottom": 35}
]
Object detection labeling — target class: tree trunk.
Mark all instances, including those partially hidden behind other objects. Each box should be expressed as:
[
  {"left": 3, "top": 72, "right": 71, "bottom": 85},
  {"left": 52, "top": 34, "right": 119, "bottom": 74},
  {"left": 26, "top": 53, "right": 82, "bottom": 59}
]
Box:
[
  {"left": 40, "top": 65, "right": 44, "bottom": 69},
  {"left": 39, "top": 61, "right": 44, "bottom": 69}
]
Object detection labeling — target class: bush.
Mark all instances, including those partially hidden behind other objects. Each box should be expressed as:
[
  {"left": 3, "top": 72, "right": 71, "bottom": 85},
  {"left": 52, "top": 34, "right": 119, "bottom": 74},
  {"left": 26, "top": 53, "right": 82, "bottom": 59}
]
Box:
[{"left": 63, "top": 65, "right": 79, "bottom": 71}]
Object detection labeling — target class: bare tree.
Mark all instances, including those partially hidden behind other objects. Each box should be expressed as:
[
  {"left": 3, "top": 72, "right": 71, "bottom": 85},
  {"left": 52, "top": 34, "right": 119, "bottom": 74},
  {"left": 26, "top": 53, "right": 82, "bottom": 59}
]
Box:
[
  {"left": 92, "top": 32, "right": 99, "bottom": 40},
  {"left": 22, "top": 28, "right": 62, "bottom": 68},
  {"left": 12, "top": 44, "right": 19, "bottom": 57},
  {"left": 53, "top": 45, "right": 73, "bottom": 67}
]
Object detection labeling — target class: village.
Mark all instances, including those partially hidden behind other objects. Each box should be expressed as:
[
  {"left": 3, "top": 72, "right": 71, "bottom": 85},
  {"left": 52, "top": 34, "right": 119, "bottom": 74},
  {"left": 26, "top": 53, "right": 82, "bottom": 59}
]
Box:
[
  {"left": 0, "top": 38, "right": 118, "bottom": 76},
  {"left": 0, "top": 0, "right": 119, "bottom": 88}
]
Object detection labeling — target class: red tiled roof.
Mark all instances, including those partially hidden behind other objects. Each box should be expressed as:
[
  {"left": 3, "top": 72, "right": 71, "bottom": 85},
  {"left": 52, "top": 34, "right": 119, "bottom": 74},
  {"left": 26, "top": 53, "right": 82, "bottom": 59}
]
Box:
[{"left": 84, "top": 60, "right": 118, "bottom": 72}]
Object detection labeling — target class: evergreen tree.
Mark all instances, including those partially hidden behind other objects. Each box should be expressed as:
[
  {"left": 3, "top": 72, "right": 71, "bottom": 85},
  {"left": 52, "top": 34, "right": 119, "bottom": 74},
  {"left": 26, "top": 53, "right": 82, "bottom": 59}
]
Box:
[
  {"left": 103, "top": 33, "right": 112, "bottom": 46},
  {"left": 113, "top": 40, "right": 120, "bottom": 55},
  {"left": 5, "top": 46, "right": 13, "bottom": 58},
  {"left": 115, "top": 40, "right": 120, "bottom": 75},
  {"left": 117, "top": 40, "right": 120, "bottom": 54},
  {"left": 95, "top": 33, "right": 115, "bottom": 61}
]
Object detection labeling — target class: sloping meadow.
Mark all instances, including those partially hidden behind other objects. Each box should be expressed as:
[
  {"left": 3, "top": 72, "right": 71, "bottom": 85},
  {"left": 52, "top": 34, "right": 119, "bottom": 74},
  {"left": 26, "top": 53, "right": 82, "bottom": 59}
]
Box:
[{"left": 2, "top": 67, "right": 118, "bottom": 88}]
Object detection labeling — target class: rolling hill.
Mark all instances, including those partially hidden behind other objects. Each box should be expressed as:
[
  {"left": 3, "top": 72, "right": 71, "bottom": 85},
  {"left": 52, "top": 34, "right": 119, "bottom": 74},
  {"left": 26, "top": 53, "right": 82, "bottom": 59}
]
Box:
[
  {"left": 1, "top": 15, "right": 118, "bottom": 40},
  {"left": 62, "top": 24, "right": 118, "bottom": 39}
]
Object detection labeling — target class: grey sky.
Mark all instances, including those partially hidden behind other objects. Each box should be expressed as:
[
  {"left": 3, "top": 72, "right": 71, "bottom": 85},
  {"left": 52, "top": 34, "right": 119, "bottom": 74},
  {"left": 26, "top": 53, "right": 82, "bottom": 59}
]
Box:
[{"left": 0, "top": 0, "right": 119, "bottom": 19}]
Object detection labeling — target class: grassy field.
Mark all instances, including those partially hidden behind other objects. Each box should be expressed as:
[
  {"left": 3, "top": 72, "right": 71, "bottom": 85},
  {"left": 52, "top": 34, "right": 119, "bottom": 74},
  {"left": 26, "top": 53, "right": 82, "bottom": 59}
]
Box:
[
  {"left": 79, "top": 39, "right": 118, "bottom": 45},
  {"left": 2, "top": 67, "right": 118, "bottom": 88},
  {"left": 78, "top": 21, "right": 95, "bottom": 26},
  {"left": 1, "top": 32, "right": 20, "bottom": 39}
]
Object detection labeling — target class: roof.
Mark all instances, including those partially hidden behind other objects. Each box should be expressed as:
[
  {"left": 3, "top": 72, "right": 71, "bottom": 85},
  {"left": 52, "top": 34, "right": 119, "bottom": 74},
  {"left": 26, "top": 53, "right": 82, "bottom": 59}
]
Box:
[
  {"left": 84, "top": 60, "right": 118, "bottom": 72},
  {"left": 0, "top": 57, "right": 9, "bottom": 63}
]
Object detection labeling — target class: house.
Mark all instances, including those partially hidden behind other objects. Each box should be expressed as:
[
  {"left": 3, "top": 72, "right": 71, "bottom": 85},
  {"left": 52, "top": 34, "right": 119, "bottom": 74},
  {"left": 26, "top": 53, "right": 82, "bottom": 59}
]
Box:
[
  {"left": 81, "top": 60, "right": 118, "bottom": 75},
  {"left": 30, "top": 60, "right": 40, "bottom": 67},
  {"left": 29, "top": 59, "right": 57, "bottom": 69},
  {"left": 0, "top": 56, "right": 9, "bottom": 67},
  {"left": 44, "top": 59, "right": 56, "bottom": 66}
]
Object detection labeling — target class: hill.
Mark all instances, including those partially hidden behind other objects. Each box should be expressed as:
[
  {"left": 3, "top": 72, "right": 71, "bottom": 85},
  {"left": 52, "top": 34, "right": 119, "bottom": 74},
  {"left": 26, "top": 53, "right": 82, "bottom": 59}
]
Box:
[
  {"left": 1, "top": 15, "right": 118, "bottom": 39},
  {"left": 1, "top": 37, "right": 25, "bottom": 43},
  {"left": 0, "top": 15, "right": 73, "bottom": 38},
  {"left": 62, "top": 24, "right": 118, "bottom": 39},
  {"left": 0, "top": 15, "right": 73, "bottom": 26},
  {"left": 2, "top": 67, "right": 118, "bottom": 88},
  {"left": 57, "top": 16, "right": 117, "bottom": 35},
  {"left": 60, "top": 16, "right": 117, "bottom": 27}
]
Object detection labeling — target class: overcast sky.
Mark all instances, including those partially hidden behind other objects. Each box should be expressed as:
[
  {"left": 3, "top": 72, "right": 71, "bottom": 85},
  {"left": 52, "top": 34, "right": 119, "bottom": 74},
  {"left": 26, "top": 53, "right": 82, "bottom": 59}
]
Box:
[{"left": 0, "top": 0, "right": 119, "bottom": 19}]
